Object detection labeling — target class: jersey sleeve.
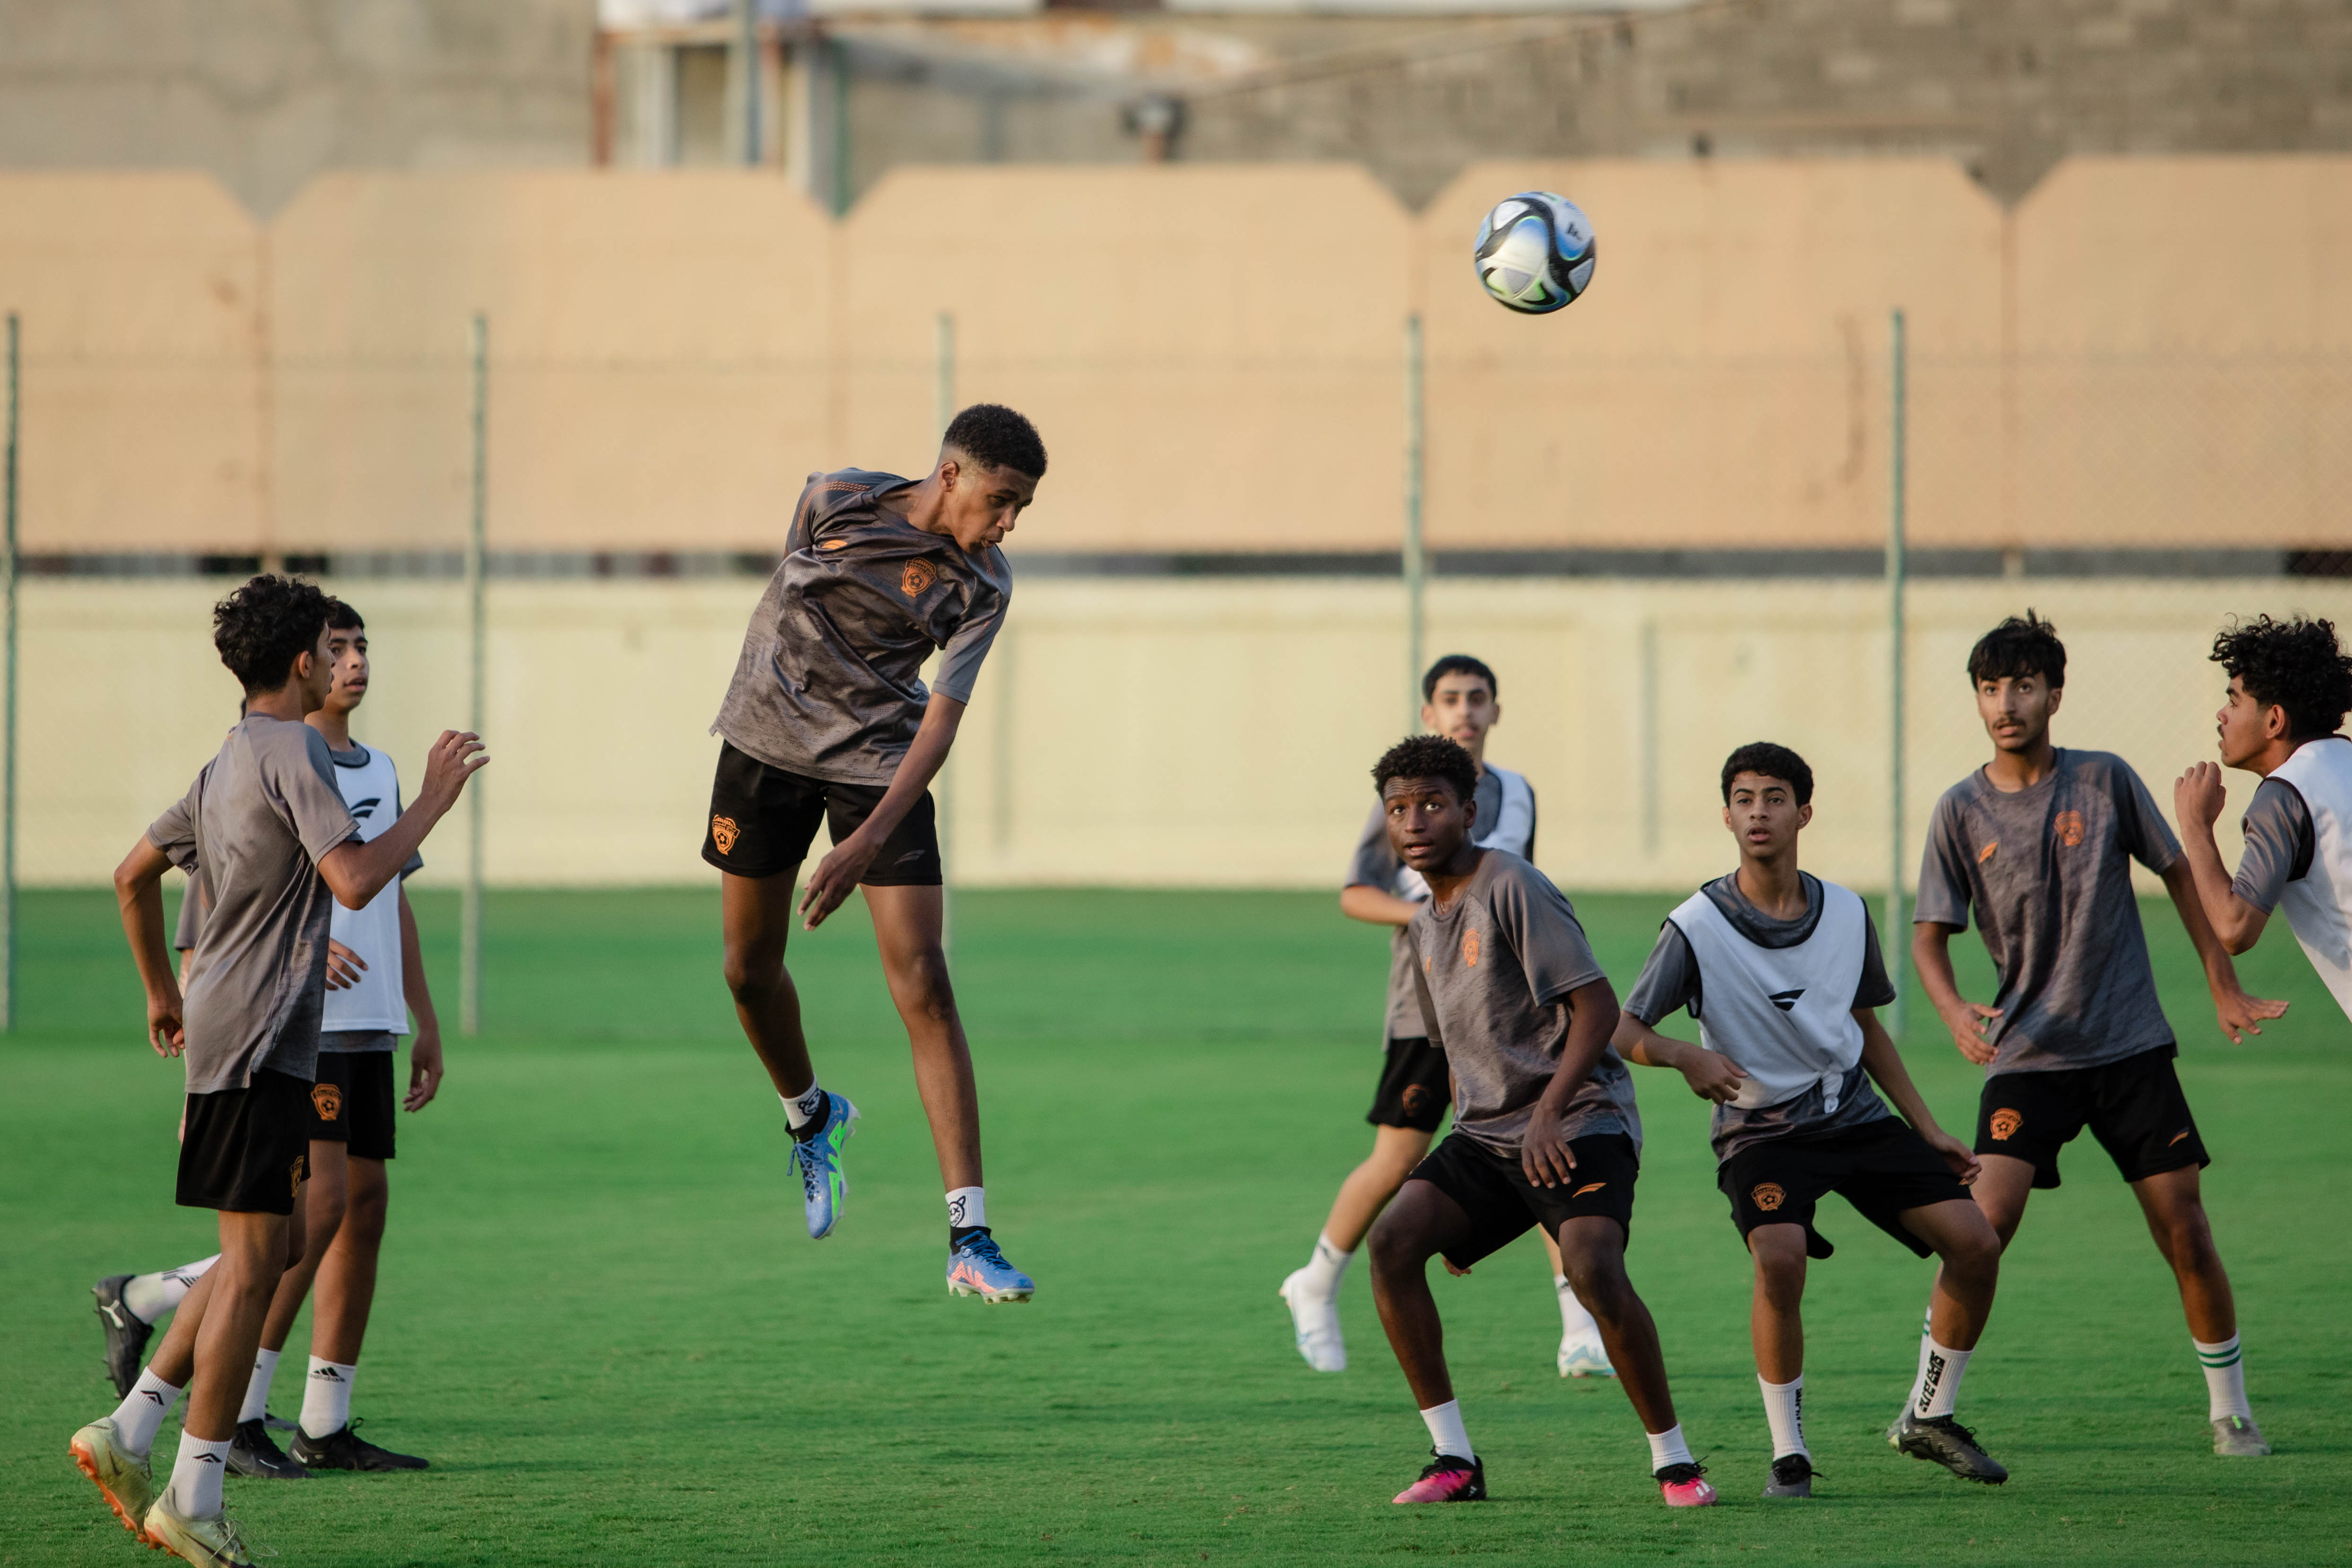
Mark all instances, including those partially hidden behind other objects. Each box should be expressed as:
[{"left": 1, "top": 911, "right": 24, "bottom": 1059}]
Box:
[
  {"left": 930, "top": 576, "right": 1007, "bottom": 705},
  {"left": 1344, "top": 800, "right": 1398, "bottom": 890},
  {"left": 172, "top": 876, "right": 206, "bottom": 952},
  {"left": 2112, "top": 757, "right": 2184, "bottom": 874},
  {"left": 1503, "top": 863, "right": 1606, "bottom": 1007},
  {"left": 1853, "top": 907, "right": 1898, "bottom": 1009},
  {"left": 147, "top": 786, "right": 201, "bottom": 874},
  {"left": 1623, "top": 922, "right": 1701, "bottom": 1024},
  {"left": 1912, "top": 793, "right": 1976, "bottom": 929},
  {"left": 2233, "top": 777, "right": 2315, "bottom": 914},
  {"left": 273, "top": 728, "right": 362, "bottom": 863}
]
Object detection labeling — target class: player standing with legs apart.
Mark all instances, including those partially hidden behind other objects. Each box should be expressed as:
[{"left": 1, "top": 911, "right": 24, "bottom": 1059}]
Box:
[
  {"left": 706, "top": 406, "right": 1043, "bottom": 1299},
  {"left": 1281, "top": 656, "right": 1613, "bottom": 1378},
  {"left": 1913, "top": 613, "right": 2285, "bottom": 1460},
  {"left": 72, "top": 576, "right": 483, "bottom": 1566},
  {"left": 1615, "top": 744, "right": 2007, "bottom": 1497},
  {"left": 2174, "top": 614, "right": 2352, "bottom": 1022},
  {"left": 1362, "top": 736, "right": 1714, "bottom": 1508}
]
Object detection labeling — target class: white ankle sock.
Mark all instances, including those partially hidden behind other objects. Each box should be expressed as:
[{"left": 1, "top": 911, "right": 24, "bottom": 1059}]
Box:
[
  {"left": 1759, "top": 1375, "right": 1808, "bottom": 1459},
  {"left": 238, "top": 1349, "right": 280, "bottom": 1425},
  {"left": 947, "top": 1186, "right": 986, "bottom": 1230},
  {"left": 1419, "top": 1399, "right": 1472, "bottom": 1462},
  {"left": 298, "top": 1357, "right": 357, "bottom": 1440},
  {"left": 111, "top": 1368, "right": 184, "bottom": 1457},
  {"left": 1646, "top": 1423, "right": 1694, "bottom": 1472},
  {"left": 1299, "top": 1233, "right": 1352, "bottom": 1299},
  {"left": 1910, "top": 1337, "right": 1972, "bottom": 1419},
  {"left": 782, "top": 1083, "right": 826, "bottom": 1131},
  {"left": 2196, "top": 1335, "right": 2253, "bottom": 1420},
  {"left": 122, "top": 1256, "right": 219, "bottom": 1324},
  {"left": 1554, "top": 1273, "right": 1600, "bottom": 1339},
  {"left": 167, "top": 1432, "right": 232, "bottom": 1519}
]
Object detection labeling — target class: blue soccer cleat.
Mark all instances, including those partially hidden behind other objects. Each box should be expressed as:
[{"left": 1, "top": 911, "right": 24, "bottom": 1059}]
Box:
[
  {"left": 789, "top": 1092, "right": 858, "bottom": 1239},
  {"left": 946, "top": 1232, "right": 1036, "bottom": 1303}
]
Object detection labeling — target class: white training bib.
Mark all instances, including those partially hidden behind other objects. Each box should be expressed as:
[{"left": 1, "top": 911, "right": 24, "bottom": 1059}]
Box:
[
  {"left": 321, "top": 743, "right": 411, "bottom": 1035},
  {"left": 2266, "top": 735, "right": 2352, "bottom": 1024},
  {"left": 1395, "top": 763, "right": 1536, "bottom": 902},
  {"left": 1670, "top": 879, "right": 1869, "bottom": 1112}
]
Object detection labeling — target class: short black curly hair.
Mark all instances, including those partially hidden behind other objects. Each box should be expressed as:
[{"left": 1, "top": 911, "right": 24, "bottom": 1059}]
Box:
[
  {"left": 1422, "top": 654, "right": 1497, "bottom": 702},
  {"left": 1721, "top": 741, "right": 1814, "bottom": 806},
  {"left": 213, "top": 574, "right": 335, "bottom": 695},
  {"left": 2212, "top": 614, "right": 2352, "bottom": 739},
  {"left": 1967, "top": 610, "right": 2065, "bottom": 689},
  {"left": 1372, "top": 734, "right": 1479, "bottom": 804},
  {"left": 944, "top": 403, "right": 1047, "bottom": 479}
]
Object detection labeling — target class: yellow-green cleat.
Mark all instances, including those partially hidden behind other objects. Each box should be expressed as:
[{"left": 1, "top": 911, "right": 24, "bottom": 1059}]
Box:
[
  {"left": 68, "top": 1417, "right": 158, "bottom": 1545},
  {"left": 143, "top": 1493, "right": 260, "bottom": 1568}
]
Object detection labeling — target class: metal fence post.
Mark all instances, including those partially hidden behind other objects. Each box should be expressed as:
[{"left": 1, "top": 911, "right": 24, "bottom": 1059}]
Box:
[
  {"left": 1403, "top": 313, "right": 1426, "bottom": 730},
  {"left": 1, "top": 313, "right": 18, "bottom": 1032},
  {"left": 935, "top": 309, "right": 956, "bottom": 962},
  {"left": 1887, "top": 308, "right": 1909, "bottom": 1039},
  {"left": 462, "top": 313, "right": 487, "bottom": 1037}
]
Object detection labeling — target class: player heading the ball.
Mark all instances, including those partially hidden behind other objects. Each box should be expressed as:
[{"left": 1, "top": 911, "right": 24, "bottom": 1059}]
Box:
[{"left": 703, "top": 404, "right": 1044, "bottom": 1303}]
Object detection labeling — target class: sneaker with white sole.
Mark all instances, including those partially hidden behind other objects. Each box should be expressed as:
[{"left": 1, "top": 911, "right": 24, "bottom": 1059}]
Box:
[
  {"left": 946, "top": 1232, "right": 1036, "bottom": 1303},
  {"left": 143, "top": 1493, "right": 259, "bottom": 1568},
  {"left": 2212, "top": 1414, "right": 2271, "bottom": 1456},
  {"left": 69, "top": 1417, "right": 158, "bottom": 1545},
  {"left": 1277, "top": 1269, "right": 1346, "bottom": 1372},
  {"left": 1557, "top": 1333, "right": 1615, "bottom": 1379}
]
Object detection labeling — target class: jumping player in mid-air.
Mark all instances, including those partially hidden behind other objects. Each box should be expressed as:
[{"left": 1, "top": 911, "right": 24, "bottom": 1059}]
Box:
[
  {"left": 1913, "top": 613, "right": 2286, "bottom": 1459},
  {"left": 706, "top": 404, "right": 1044, "bottom": 1301},
  {"left": 1616, "top": 743, "right": 2008, "bottom": 1497},
  {"left": 1280, "top": 655, "right": 1614, "bottom": 1379},
  {"left": 2173, "top": 613, "right": 2352, "bottom": 1022},
  {"left": 1362, "top": 736, "right": 1715, "bottom": 1509}
]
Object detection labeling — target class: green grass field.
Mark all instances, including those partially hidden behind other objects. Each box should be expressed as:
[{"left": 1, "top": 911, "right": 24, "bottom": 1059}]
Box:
[{"left": 6, "top": 885, "right": 2348, "bottom": 1567}]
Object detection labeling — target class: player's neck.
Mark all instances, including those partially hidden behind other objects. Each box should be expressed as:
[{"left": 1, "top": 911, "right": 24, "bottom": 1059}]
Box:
[
  {"left": 307, "top": 705, "right": 355, "bottom": 751},
  {"left": 1733, "top": 854, "right": 1805, "bottom": 921},
  {"left": 1422, "top": 843, "right": 1485, "bottom": 908},
  {"left": 894, "top": 472, "right": 948, "bottom": 537},
  {"left": 2242, "top": 734, "right": 2312, "bottom": 779},
  {"left": 1983, "top": 737, "right": 2057, "bottom": 792},
  {"left": 244, "top": 685, "right": 307, "bottom": 724}
]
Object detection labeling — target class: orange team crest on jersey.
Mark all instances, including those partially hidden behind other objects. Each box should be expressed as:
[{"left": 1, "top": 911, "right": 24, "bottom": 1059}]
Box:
[
  {"left": 1462, "top": 929, "right": 1481, "bottom": 967},
  {"left": 711, "top": 815, "right": 740, "bottom": 855},
  {"left": 311, "top": 1083, "right": 342, "bottom": 1121},
  {"left": 1989, "top": 1107, "right": 2022, "bottom": 1141},
  {"left": 901, "top": 560, "right": 938, "bottom": 597},
  {"left": 2053, "top": 810, "right": 2085, "bottom": 848},
  {"left": 1751, "top": 1183, "right": 1786, "bottom": 1212}
]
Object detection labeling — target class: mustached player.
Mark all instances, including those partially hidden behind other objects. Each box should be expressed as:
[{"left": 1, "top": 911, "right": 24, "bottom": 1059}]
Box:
[{"left": 1615, "top": 744, "right": 2008, "bottom": 1496}]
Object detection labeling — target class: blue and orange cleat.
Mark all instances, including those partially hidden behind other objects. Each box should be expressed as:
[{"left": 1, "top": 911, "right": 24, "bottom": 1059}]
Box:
[
  {"left": 946, "top": 1232, "right": 1036, "bottom": 1303},
  {"left": 1657, "top": 1462, "right": 1719, "bottom": 1507},
  {"left": 1393, "top": 1453, "right": 1485, "bottom": 1504},
  {"left": 789, "top": 1093, "right": 858, "bottom": 1240}
]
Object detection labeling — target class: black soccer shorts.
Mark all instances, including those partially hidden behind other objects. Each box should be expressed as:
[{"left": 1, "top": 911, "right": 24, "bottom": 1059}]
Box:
[
  {"left": 1719, "top": 1115, "right": 1974, "bottom": 1260},
  {"left": 1974, "top": 1045, "right": 2207, "bottom": 1190},
  {"left": 1366, "top": 1037, "right": 1452, "bottom": 1132},
  {"left": 701, "top": 741, "right": 942, "bottom": 885},
  {"left": 178, "top": 1069, "right": 312, "bottom": 1215},
  {"left": 1409, "top": 1130, "right": 1640, "bottom": 1270},
  {"left": 311, "top": 1046, "right": 399, "bottom": 1162}
]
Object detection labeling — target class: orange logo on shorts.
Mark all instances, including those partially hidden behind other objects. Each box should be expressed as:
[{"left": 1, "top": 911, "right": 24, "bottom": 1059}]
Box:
[
  {"left": 1572, "top": 1181, "right": 1607, "bottom": 1197},
  {"left": 1401, "top": 1085, "right": 1434, "bottom": 1118},
  {"left": 2054, "top": 810, "right": 2085, "bottom": 848},
  {"left": 901, "top": 560, "right": 938, "bottom": 597},
  {"left": 1989, "top": 1107, "right": 2022, "bottom": 1141},
  {"left": 1751, "top": 1183, "right": 1786, "bottom": 1212},
  {"left": 1462, "top": 929, "right": 1481, "bottom": 967},
  {"left": 310, "top": 1083, "right": 342, "bottom": 1121},
  {"left": 711, "top": 815, "right": 740, "bottom": 855}
]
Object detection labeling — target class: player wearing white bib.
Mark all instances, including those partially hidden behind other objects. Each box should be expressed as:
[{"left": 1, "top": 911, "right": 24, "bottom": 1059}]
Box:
[
  {"left": 2176, "top": 613, "right": 2352, "bottom": 1025},
  {"left": 1280, "top": 656, "right": 1613, "bottom": 1380}
]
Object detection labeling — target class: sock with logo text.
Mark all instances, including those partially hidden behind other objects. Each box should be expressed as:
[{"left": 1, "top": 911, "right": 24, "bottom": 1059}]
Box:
[
  {"left": 298, "top": 1357, "right": 357, "bottom": 1441},
  {"left": 1419, "top": 1400, "right": 1473, "bottom": 1463},
  {"left": 2196, "top": 1335, "right": 2253, "bottom": 1421},
  {"left": 1759, "top": 1375, "right": 1808, "bottom": 1459},
  {"left": 122, "top": 1256, "right": 219, "bottom": 1324},
  {"left": 238, "top": 1348, "right": 280, "bottom": 1425},
  {"left": 948, "top": 1186, "right": 988, "bottom": 1248},
  {"left": 109, "top": 1368, "right": 184, "bottom": 1458},
  {"left": 1907, "top": 1308, "right": 1933, "bottom": 1410},
  {"left": 782, "top": 1083, "right": 828, "bottom": 1137},
  {"left": 1298, "top": 1233, "right": 1353, "bottom": 1302},
  {"left": 1646, "top": 1424, "right": 1695, "bottom": 1474},
  {"left": 1909, "top": 1337, "right": 1972, "bottom": 1419},
  {"left": 167, "top": 1431, "right": 232, "bottom": 1519}
]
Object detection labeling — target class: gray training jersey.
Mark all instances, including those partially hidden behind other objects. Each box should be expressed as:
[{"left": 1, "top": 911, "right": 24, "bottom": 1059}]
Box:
[
  {"left": 1913, "top": 748, "right": 2181, "bottom": 1077},
  {"left": 712, "top": 469, "right": 1011, "bottom": 787},
  {"left": 1404, "top": 849, "right": 1636, "bottom": 1156},
  {"left": 2233, "top": 773, "right": 2317, "bottom": 914},
  {"left": 147, "top": 716, "right": 360, "bottom": 1095}
]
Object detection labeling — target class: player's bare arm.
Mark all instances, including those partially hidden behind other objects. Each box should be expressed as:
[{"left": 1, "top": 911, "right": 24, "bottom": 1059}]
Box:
[
  {"left": 399, "top": 885, "right": 444, "bottom": 1111},
  {"left": 2156, "top": 856, "right": 2287, "bottom": 1043},
  {"left": 1340, "top": 884, "right": 1421, "bottom": 927},
  {"left": 1611, "top": 1011, "right": 1746, "bottom": 1104},
  {"left": 1911, "top": 921, "right": 2001, "bottom": 1066},
  {"left": 1519, "top": 975, "right": 1621, "bottom": 1188},
  {"left": 112, "top": 838, "right": 184, "bottom": 1057},
  {"left": 1854, "top": 1008, "right": 1978, "bottom": 1183},
  {"left": 317, "top": 730, "right": 486, "bottom": 912},
  {"left": 2172, "top": 762, "right": 2269, "bottom": 954},
  {"left": 799, "top": 691, "right": 965, "bottom": 929}
]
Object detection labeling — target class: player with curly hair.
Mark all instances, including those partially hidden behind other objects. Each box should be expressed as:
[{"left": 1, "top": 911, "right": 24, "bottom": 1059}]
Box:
[{"left": 2175, "top": 613, "right": 2352, "bottom": 1021}]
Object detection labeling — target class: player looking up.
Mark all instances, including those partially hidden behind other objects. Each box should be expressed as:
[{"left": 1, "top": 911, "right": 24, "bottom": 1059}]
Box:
[
  {"left": 73, "top": 575, "right": 483, "bottom": 1566},
  {"left": 1615, "top": 743, "right": 2008, "bottom": 1497},
  {"left": 1281, "top": 655, "right": 1613, "bottom": 1379},
  {"left": 706, "top": 405, "right": 1043, "bottom": 1301},
  {"left": 2174, "top": 613, "right": 2352, "bottom": 1021},
  {"left": 1913, "top": 612, "right": 2284, "bottom": 1460},
  {"left": 1362, "top": 735, "right": 1715, "bottom": 1510}
]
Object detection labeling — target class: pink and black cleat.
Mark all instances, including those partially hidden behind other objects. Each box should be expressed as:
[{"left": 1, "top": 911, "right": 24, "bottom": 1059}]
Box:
[
  {"left": 1393, "top": 1453, "right": 1485, "bottom": 1504},
  {"left": 1656, "top": 1461, "right": 1719, "bottom": 1507}
]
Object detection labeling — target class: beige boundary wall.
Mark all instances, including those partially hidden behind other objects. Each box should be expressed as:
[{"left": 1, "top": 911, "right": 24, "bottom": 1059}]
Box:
[
  {"left": 2, "top": 157, "right": 2348, "bottom": 556},
  {"left": 28, "top": 574, "right": 2329, "bottom": 890}
]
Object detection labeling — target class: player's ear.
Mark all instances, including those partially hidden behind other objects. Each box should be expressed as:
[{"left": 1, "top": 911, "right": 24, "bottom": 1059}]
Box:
[
  {"left": 1796, "top": 802, "right": 1813, "bottom": 830},
  {"left": 2264, "top": 702, "right": 2289, "bottom": 741},
  {"left": 2046, "top": 683, "right": 2064, "bottom": 716}
]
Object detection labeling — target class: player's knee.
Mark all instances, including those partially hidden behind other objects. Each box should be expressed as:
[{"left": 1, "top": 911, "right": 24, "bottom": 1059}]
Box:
[
  {"left": 721, "top": 949, "right": 783, "bottom": 1007},
  {"left": 893, "top": 950, "right": 957, "bottom": 1023},
  {"left": 1560, "top": 1248, "right": 1632, "bottom": 1320},
  {"left": 1367, "top": 1210, "right": 1432, "bottom": 1276},
  {"left": 1940, "top": 1226, "right": 2002, "bottom": 1285},
  {"left": 345, "top": 1184, "right": 389, "bottom": 1245}
]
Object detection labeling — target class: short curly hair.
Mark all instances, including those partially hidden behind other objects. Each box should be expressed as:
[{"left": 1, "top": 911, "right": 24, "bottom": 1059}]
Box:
[
  {"left": 1422, "top": 653, "right": 1497, "bottom": 702},
  {"left": 2212, "top": 614, "right": 2352, "bottom": 739},
  {"left": 1967, "top": 610, "right": 2066, "bottom": 689},
  {"left": 213, "top": 574, "right": 334, "bottom": 695},
  {"left": 944, "top": 403, "right": 1047, "bottom": 479},
  {"left": 1721, "top": 741, "right": 1814, "bottom": 806},
  {"left": 1372, "top": 734, "right": 1479, "bottom": 804}
]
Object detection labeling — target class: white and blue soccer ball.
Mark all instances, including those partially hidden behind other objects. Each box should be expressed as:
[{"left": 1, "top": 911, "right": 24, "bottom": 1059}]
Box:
[{"left": 1472, "top": 192, "right": 1597, "bottom": 315}]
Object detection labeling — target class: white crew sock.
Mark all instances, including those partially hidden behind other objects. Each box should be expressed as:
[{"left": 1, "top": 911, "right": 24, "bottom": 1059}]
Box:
[
  {"left": 1419, "top": 1399, "right": 1473, "bottom": 1462},
  {"left": 237, "top": 1348, "right": 280, "bottom": 1425},
  {"left": 167, "top": 1431, "right": 232, "bottom": 1519},
  {"left": 1555, "top": 1273, "right": 1600, "bottom": 1340},
  {"left": 947, "top": 1186, "right": 987, "bottom": 1231},
  {"left": 1646, "top": 1424, "right": 1695, "bottom": 1472},
  {"left": 298, "top": 1357, "right": 357, "bottom": 1440},
  {"left": 1909, "top": 1336, "right": 1972, "bottom": 1419},
  {"left": 781, "top": 1083, "right": 827, "bottom": 1132},
  {"left": 110, "top": 1368, "right": 184, "bottom": 1458},
  {"left": 2196, "top": 1335, "right": 2253, "bottom": 1421},
  {"left": 1759, "top": 1375, "right": 1808, "bottom": 1460},
  {"left": 122, "top": 1256, "right": 219, "bottom": 1324},
  {"left": 1298, "top": 1233, "right": 1353, "bottom": 1300}
]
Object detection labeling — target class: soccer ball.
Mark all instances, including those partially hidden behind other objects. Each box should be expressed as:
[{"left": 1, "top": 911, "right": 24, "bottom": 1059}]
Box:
[{"left": 1472, "top": 192, "right": 1597, "bottom": 315}]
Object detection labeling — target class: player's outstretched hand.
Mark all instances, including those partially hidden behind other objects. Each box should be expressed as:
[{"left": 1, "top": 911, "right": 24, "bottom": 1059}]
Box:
[
  {"left": 1939, "top": 999, "right": 2002, "bottom": 1066},
  {"left": 146, "top": 990, "right": 185, "bottom": 1058},
  {"left": 2174, "top": 762, "right": 2229, "bottom": 832},
  {"left": 325, "top": 939, "right": 367, "bottom": 990},
  {"left": 1922, "top": 1125, "right": 1982, "bottom": 1185},
  {"left": 1518, "top": 1103, "right": 1579, "bottom": 1190},
  {"left": 2213, "top": 982, "right": 2289, "bottom": 1044},
  {"left": 799, "top": 835, "right": 879, "bottom": 930},
  {"left": 418, "top": 730, "right": 490, "bottom": 814},
  {"left": 405, "top": 1025, "right": 443, "bottom": 1111},
  {"left": 1677, "top": 1047, "right": 1747, "bottom": 1104}
]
